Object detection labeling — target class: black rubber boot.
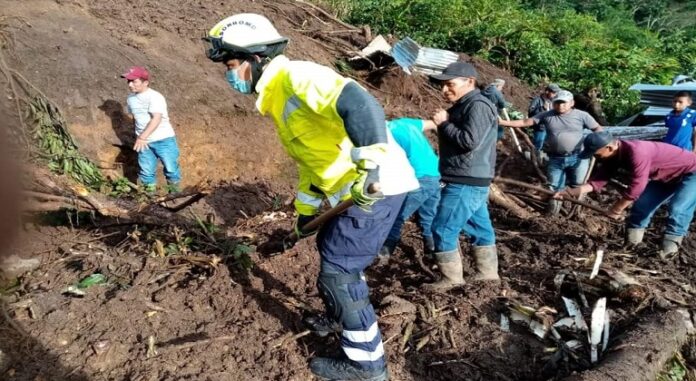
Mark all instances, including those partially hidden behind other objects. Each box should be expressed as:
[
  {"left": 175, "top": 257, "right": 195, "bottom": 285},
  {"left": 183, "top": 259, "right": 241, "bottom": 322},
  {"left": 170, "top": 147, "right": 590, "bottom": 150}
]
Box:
[
  {"left": 422, "top": 236, "right": 435, "bottom": 257},
  {"left": 303, "top": 314, "right": 342, "bottom": 337},
  {"left": 310, "top": 357, "right": 389, "bottom": 381}
]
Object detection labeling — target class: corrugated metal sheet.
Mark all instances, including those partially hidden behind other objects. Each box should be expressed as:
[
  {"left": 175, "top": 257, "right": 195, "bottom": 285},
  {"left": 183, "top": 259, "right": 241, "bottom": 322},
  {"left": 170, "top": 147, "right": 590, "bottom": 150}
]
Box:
[
  {"left": 392, "top": 37, "right": 458, "bottom": 75},
  {"left": 639, "top": 106, "right": 673, "bottom": 117},
  {"left": 629, "top": 83, "right": 696, "bottom": 108}
]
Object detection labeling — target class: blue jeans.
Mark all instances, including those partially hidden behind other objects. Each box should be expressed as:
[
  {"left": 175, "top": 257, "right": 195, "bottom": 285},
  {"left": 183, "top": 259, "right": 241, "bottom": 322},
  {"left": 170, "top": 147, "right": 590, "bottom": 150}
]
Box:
[
  {"left": 547, "top": 154, "right": 590, "bottom": 191},
  {"left": 432, "top": 183, "right": 495, "bottom": 252},
  {"left": 628, "top": 172, "right": 696, "bottom": 237},
  {"left": 137, "top": 136, "right": 181, "bottom": 186},
  {"left": 384, "top": 176, "right": 441, "bottom": 249},
  {"left": 533, "top": 128, "right": 546, "bottom": 151}
]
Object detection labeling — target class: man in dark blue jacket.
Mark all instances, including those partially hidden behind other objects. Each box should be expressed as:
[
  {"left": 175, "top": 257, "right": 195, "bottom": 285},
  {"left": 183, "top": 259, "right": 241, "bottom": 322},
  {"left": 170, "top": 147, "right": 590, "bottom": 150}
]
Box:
[
  {"left": 425, "top": 62, "right": 500, "bottom": 290},
  {"left": 482, "top": 78, "right": 507, "bottom": 140}
]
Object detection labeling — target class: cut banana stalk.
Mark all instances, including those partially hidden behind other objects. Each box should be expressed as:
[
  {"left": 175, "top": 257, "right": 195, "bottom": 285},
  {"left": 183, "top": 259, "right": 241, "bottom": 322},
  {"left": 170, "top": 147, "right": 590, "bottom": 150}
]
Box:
[
  {"left": 590, "top": 249, "right": 604, "bottom": 279},
  {"left": 590, "top": 297, "right": 607, "bottom": 363}
]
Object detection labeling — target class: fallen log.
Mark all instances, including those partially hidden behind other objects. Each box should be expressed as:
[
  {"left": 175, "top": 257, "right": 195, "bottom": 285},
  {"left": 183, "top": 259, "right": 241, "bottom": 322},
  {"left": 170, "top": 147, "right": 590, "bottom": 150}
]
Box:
[
  {"left": 26, "top": 166, "right": 208, "bottom": 225},
  {"left": 493, "top": 177, "right": 607, "bottom": 215},
  {"left": 489, "top": 183, "right": 535, "bottom": 219},
  {"left": 564, "top": 309, "right": 694, "bottom": 381},
  {"left": 586, "top": 126, "right": 668, "bottom": 141}
]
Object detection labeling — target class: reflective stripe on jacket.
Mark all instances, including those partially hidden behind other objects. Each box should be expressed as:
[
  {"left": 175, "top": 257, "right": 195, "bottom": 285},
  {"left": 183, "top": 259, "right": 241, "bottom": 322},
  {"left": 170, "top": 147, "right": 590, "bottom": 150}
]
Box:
[
  {"left": 255, "top": 55, "right": 362, "bottom": 215},
  {"left": 255, "top": 55, "right": 418, "bottom": 215}
]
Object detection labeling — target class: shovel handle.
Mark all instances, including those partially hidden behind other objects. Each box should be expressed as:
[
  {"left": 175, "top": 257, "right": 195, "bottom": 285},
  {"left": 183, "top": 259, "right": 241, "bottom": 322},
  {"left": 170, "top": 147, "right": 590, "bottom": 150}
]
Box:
[
  {"left": 285, "top": 199, "right": 355, "bottom": 242},
  {"left": 282, "top": 180, "right": 381, "bottom": 248}
]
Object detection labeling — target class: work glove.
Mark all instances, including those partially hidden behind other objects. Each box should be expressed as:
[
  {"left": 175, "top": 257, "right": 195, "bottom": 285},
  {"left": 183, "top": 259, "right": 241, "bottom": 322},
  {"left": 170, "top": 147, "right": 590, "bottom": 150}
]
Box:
[
  {"left": 282, "top": 214, "right": 317, "bottom": 251},
  {"left": 294, "top": 214, "right": 318, "bottom": 239},
  {"left": 351, "top": 166, "right": 383, "bottom": 211},
  {"left": 350, "top": 145, "right": 386, "bottom": 211}
]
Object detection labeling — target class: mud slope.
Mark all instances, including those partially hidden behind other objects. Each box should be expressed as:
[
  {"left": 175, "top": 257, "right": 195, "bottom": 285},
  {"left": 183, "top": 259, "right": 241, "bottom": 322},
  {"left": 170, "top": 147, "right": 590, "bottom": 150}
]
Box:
[{"left": 2, "top": 0, "right": 533, "bottom": 188}]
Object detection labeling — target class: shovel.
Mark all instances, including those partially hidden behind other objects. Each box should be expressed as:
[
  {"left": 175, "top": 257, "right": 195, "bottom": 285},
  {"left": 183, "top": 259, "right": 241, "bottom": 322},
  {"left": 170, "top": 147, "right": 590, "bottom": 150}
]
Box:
[
  {"left": 282, "top": 198, "right": 354, "bottom": 248},
  {"left": 502, "top": 109, "right": 523, "bottom": 154},
  {"left": 270, "top": 182, "right": 381, "bottom": 255}
]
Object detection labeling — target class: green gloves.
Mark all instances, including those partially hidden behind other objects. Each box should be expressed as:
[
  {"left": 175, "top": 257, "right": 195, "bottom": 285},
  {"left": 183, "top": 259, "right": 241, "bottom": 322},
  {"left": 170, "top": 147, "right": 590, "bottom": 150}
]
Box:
[
  {"left": 349, "top": 144, "right": 387, "bottom": 211},
  {"left": 350, "top": 166, "right": 383, "bottom": 210},
  {"left": 293, "top": 214, "right": 318, "bottom": 238}
]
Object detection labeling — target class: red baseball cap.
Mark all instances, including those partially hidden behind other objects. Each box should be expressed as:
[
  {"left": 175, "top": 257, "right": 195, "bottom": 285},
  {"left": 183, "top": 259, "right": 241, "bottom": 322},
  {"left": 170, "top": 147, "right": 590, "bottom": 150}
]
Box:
[{"left": 121, "top": 66, "right": 149, "bottom": 81}]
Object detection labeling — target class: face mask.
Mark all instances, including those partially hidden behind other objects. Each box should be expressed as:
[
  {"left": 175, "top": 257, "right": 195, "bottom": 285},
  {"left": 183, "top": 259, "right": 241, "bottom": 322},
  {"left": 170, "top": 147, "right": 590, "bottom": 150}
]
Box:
[{"left": 226, "top": 67, "right": 252, "bottom": 94}]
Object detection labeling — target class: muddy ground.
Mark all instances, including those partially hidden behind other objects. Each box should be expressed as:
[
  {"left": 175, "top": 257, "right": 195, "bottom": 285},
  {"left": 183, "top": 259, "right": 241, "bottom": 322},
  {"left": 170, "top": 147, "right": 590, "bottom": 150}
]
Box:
[
  {"left": 3, "top": 171, "right": 696, "bottom": 381},
  {"left": 1, "top": 0, "right": 695, "bottom": 381}
]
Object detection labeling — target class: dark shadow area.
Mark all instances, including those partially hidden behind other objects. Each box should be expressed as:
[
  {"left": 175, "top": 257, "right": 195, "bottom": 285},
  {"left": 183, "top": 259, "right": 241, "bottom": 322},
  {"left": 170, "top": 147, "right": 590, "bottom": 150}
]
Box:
[
  {"left": 98, "top": 100, "right": 139, "bottom": 182},
  {"left": 0, "top": 322, "right": 91, "bottom": 380},
  {"left": 206, "top": 179, "right": 292, "bottom": 228},
  {"left": 223, "top": 245, "right": 331, "bottom": 359}
]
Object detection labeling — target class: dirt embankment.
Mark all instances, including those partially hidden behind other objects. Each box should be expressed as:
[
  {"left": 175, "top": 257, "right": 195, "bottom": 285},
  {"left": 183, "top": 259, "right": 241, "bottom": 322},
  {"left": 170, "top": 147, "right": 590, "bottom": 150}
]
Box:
[{"left": 2, "top": 0, "right": 532, "bottom": 189}]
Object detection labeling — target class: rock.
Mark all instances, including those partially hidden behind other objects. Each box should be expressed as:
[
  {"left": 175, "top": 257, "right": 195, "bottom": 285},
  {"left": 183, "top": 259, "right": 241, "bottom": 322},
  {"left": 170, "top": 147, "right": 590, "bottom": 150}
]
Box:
[{"left": 0, "top": 255, "right": 40, "bottom": 277}]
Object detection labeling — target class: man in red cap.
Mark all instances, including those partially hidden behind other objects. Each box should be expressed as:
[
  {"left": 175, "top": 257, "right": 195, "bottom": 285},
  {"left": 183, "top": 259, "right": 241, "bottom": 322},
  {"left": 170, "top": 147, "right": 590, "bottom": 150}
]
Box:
[{"left": 122, "top": 66, "right": 181, "bottom": 193}]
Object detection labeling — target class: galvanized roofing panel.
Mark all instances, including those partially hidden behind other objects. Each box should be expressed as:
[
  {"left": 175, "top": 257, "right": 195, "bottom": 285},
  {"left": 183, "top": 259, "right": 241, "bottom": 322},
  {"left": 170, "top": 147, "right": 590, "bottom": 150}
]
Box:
[
  {"left": 392, "top": 37, "right": 458, "bottom": 75},
  {"left": 629, "top": 83, "right": 696, "bottom": 108}
]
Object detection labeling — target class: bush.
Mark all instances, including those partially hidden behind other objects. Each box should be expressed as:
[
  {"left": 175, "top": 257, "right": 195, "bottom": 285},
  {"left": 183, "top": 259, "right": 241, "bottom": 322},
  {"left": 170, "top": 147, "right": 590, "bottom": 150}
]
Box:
[{"left": 324, "top": 0, "right": 694, "bottom": 122}]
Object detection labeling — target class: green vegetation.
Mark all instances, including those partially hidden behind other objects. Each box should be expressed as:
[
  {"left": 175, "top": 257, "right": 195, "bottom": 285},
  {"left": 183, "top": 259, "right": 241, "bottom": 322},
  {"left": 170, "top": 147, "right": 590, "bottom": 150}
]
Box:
[
  {"left": 323, "top": 0, "right": 696, "bottom": 122},
  {"left": 657, "top": 351, "right": 687, "bottom": 381},
  {"left": 31, "top": 96, "right": 105, "bottom": 188}
]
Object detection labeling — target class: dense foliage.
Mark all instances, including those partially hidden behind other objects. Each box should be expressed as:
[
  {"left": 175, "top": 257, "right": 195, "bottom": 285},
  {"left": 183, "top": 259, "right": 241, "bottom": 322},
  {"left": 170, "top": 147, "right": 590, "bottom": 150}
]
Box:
[{"left": 325, "top": 0, "right": 696, "bottom": 122}]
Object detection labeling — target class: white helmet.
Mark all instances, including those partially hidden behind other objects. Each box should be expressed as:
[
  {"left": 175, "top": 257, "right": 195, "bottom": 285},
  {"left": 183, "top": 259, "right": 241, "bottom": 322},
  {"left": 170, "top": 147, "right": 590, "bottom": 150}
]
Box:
[{"left": 205, "top": 13, "right": 288, "bottom": 62}]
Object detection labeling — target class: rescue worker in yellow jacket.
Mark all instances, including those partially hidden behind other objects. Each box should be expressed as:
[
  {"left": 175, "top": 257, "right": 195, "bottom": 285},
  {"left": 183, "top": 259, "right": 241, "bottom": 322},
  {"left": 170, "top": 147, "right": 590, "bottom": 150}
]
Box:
[{"left": 205, "top": 14, "right": 418, "bottom": 381}]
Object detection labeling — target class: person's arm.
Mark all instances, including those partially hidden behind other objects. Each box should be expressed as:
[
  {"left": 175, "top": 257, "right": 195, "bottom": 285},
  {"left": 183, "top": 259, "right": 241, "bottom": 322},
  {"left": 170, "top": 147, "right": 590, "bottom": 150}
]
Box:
[
  {"left": 692, "top": 118, "right": 696, "bottom": 153},
  {"left": 422, "top": 119, "right": 437, "bottom": 132},
  {"left": 498, "top": 117, "right": 535, "bottom": 128},
  {"left": 606, "top": 197, "right": 633, "bottom": 219},
  {"left": 605, "top": 152, "right": 651, "bottom": 218},
  {"left": 133, "top": 113, "right": 162, "bottom": 152},
  {"left": 555, "top": 160, "right": 620, "bottom": 200},
  {"left": 335, "top": 82, "right": 387, "bottom": 150},
  {"left": 334, "top": 82, "right": 387, "bottom": 206},
  {"left": 437, "top": 101, "right": 495, "bottom": 152},
  {"left": 582, "top": 111, "right": 603, "bottom": 132}
]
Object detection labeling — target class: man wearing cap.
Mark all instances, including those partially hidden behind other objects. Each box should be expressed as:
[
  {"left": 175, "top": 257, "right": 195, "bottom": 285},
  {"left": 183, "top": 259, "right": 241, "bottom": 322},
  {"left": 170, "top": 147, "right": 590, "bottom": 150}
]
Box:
[
  {"left": 122, "top": 66, "right": 181, "bottom": 193},
  {"left": 424, "top": 61, "right": 500, "bottom": 290},
  {"left": 499, "top": 89, "right": 602, "bottom": 214},
  {"left": 557, "top": 131, "right": 696, "bottom": 259},
  {"left": 528, "top": 84, "right": 561, "bottom": 152}
]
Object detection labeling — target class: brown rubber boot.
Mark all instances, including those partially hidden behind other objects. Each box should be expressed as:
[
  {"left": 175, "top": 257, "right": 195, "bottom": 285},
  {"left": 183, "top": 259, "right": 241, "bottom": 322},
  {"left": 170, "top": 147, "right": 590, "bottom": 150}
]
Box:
[
  {"left": 422, "top": 249, "right": 465, "bottom": 291},
  {"left": 473, "top": 245, "right": 500, "bottom": 281}
]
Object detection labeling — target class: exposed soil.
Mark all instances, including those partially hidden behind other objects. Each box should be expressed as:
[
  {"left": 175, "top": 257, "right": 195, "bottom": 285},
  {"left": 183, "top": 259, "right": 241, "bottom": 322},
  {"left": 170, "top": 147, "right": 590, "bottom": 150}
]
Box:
[{"left": 1, "top": 1, "right": 695, "bottom": 381}]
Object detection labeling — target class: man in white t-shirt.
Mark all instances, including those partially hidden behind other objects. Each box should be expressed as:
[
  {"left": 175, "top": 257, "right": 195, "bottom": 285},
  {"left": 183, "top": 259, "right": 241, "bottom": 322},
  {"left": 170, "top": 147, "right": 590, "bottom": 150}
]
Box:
[{"left": 122, "top": 66, "right": 181, "bottom": 193}]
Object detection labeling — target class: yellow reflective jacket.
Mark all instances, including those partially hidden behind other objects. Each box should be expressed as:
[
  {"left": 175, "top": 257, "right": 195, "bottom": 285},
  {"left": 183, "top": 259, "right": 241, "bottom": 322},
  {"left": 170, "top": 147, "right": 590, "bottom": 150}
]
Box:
[{"left": 255, "top": 55, "right": 360, "bottom": 215}]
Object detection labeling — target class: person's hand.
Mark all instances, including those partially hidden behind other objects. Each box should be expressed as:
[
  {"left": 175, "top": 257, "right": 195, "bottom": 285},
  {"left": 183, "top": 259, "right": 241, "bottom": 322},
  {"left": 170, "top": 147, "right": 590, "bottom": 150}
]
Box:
[
  {"left": 293, "top": 214, "right": 318, "bottom": 238},
  {"left": 605, "top": 209, "right": 624, "bottom": 220},
  {"left": 351, "top": 167, "right": 383, "bottom": 211},
  {"left": 133, "top": 137, "right": 149, "bottom": 152},
  {"left": 554, "top": 187, "right": 581, "bottom": 200},
  {"left": 433, "top": 110, "right": 448, "bottom": 125}
]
